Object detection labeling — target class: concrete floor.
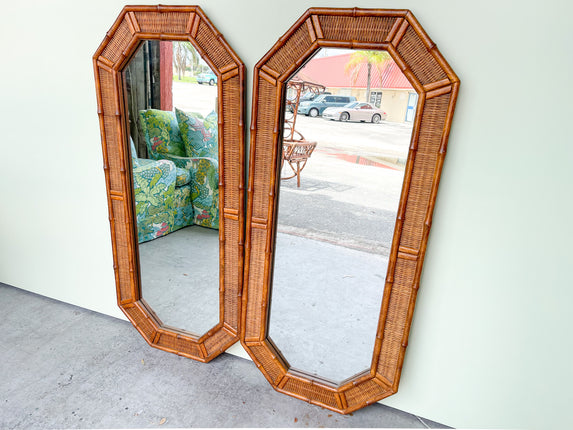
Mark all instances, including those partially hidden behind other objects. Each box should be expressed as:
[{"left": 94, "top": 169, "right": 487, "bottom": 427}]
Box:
[
  {"left": 271, "top": 233, "right": 387, "bottom": 383},
  {"left": 0, "top": 283, "right": 450, "bottom": 429},
  {"left": 139, "top": 226, "right": 220, "bottom": 336}
]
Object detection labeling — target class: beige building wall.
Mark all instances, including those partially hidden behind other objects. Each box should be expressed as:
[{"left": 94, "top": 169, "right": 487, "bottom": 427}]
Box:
[{"left": 327, "top": 87, "right": 415, "bottom": 123}]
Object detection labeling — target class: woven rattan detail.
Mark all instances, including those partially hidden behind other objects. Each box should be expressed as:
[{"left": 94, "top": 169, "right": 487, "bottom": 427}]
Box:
[
  {"left": 252, "top": 79, "right": 277, "bottom": 220},
  {"left": 111, "top": 200, "right": 133, "bottom": 302},
  {"left": 318, "top": 15, "right": 396, "bottom": 43},
  {"left": 281, "top": 377, "right": 339, "bottom": 408},
  {"left": 104, "top": 116, "right": 123, "bottom": 191},
  {"left": 156, "top": 332, "right": 202, "bottom": 358},
  {"left": 98, "top": 68, "right": 123, "bottom": 191},
  {"left": 245, "top": 228, "right": 268, "bottom": 339},
  {"left": 397, "top": 27, "right": 447, "bottom": 86},
  {"left": 98, "top": 69, "right": 117, "bottom": 116},
  {"left": 195, "top": 20, "right": 234, "bottom": 71},
  {"left": 203, "top": 326, "right": 233, "bottom": 356},
  {"left": 134, "top": 12, "right": 189, "bottom": 34},
  {"left": 222, "top": 77, "right": 241, "bottom": 210},
  {"left": 267, "top": 25, "right": 313, "bottom": 76},
  {"left": 400, "top": 95, "right": 450, "bottom": 250},
  {"left": 249, "top": 344, "right": 285, "bottom": 383},
  {"left": 344, "top": 378, "right": 387, "bottom": 409},
  {"left": 125, "top": 305, "right": 155, "bottom": 340},
  {"left": 101, "top": 20, "right": 132, "bottom": 64},
  {"left": 377, "top": 258, "right": 417, "bottom": 381},
  {"left": 223, "top": 220, "right": 240, "bottom": 327}
]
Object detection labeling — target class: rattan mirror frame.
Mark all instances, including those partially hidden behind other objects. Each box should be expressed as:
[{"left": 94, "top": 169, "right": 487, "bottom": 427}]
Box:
[
  {"left": 241, "top": 8, "right": 459, "bottom": 413},
  {"left": 93, "top": 5, "right": 244, "bottom": 362}
]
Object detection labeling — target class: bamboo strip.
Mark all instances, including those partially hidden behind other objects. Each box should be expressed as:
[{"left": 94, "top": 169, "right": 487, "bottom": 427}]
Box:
[
  {"left": 125, "top": 12, "right": 139, "bottom": 34},
  {"left": 97, "top": 56, "right": 115, "bottom": 70},
  {"left": 311, "top": 15, "right": 323, "bottom": 39},
  {"left": 398, "top": 246, "right": 419, "bottom": 256},
  {"left": 259, "top": 70, "right": 277, "bottom": 86},
  {"left": 218, "top": 74, "right": 227, "bottom": 330},
  {"left": 392, "top": 19, "right": 410, "bottom": 46},
  {"left": 261, "top": 65, "right": 280, "bottom": 79},
  {"left": 221, "top": 64, "right": 239, "bottom": 78},
  {"left": 385, "top": 18, "right": 404, "bottom": 42},
  {"left": 427, "top": 85, "right": 452, "bottom": 100},
  {"left": 190, "top": 14, "right": 200, "bottom": 38},
  {"left": 306, "top": 18, "right": 316, "bottom": 42},
  {"left": 423, "top": 78, "right": 451, "bottom": 92},
  {"left": 439, "top": 82, "right": 460, "bottom": 154},
  {"left": 397, "top": 252, "right": 419, "bottom": 261}
]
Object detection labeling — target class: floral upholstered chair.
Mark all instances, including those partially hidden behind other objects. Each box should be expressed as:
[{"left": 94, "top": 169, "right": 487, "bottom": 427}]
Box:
[
  {"left": 130, "top": 139, "right": 194, "bottom": 243},
  {"left": 138, "top": 109, "right": 219, "bottom": 230}
]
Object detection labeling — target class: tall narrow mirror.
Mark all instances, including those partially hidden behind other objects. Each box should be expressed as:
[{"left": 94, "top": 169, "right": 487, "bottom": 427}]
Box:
[
  {"left": 242, "top": 8, "right": 459, "bottom": 413},
  {"left": 94, "top": 6, "right": 244, "bottom": 362},
  {"left": 269, "top": 48, "right": 415, "bottom": 383},
  {"left": 124, "top": 40, "right": 220, "bottom": 335}
]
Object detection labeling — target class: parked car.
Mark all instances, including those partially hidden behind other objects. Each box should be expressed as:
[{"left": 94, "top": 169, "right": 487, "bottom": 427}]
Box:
[
  {"left": 299, "top": 91, "right": 331, "bottom": 103},
  {"left": 297, "top": 94, "right": 357, "bottom": 117},
  {"left": 322, "top": 102, "right": 387, "bottom": 123},
  {"left": 196, "top": 71, "right": 217, "bottom": 85}
]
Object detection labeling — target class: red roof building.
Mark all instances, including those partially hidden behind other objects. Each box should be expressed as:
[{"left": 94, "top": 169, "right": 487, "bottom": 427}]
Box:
[
  {"left": 294, "top": 52, "right": 413, "bottom": 90},
  {"left": 293, "top": 51, "right": 416, "bottom": 123}
]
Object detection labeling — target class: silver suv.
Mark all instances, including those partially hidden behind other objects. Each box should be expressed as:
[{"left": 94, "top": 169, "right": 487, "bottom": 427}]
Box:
[{"left": 297, "top": 94, "right": 357, "bottom": 117}]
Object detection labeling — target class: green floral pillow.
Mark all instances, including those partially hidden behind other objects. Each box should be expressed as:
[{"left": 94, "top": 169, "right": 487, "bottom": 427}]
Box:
[
  {"left": 175, "top": 108, "right": 218, "bottom": 159},
  {"left": 139, "top": 109, "right": 186, "bottom": 157}
]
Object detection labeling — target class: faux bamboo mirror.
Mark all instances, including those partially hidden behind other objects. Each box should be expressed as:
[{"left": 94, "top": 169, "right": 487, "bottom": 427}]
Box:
[
  {"left": 242, "top": 8, "right": 459, "bottom": 413},
  {"left": 94, "top": 5, "right": 244, "bottom": 362}
]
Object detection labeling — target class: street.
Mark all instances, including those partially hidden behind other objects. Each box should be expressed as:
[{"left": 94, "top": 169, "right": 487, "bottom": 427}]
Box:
[{"left": 278, "top": 115, "right": 413, "bottom": 256}]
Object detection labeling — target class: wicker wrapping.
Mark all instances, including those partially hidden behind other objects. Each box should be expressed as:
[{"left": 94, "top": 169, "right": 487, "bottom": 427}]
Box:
[
  {"left": 93, "top": 5, "right": 245, "bottom": 363},
  {"left": 241, "top": 7, "right": 459, "bottom": 414}
]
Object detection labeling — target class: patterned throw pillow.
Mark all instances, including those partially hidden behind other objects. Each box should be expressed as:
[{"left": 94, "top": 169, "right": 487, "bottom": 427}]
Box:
[
  {"left": 139, "top": 109, "right": 186, "bottom": 157},
  {"left": 175, "top": 107, "right": 218, "bottom": 160}
]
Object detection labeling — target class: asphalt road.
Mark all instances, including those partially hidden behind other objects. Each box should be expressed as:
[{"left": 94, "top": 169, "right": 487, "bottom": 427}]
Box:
[{"left": 278, "top": 115, "right": 414, "bottom": 256}]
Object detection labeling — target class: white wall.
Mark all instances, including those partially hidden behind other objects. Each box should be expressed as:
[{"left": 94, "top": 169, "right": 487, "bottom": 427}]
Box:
[{"left": 1, "top": 1, "right": 572, "bottom": 428}]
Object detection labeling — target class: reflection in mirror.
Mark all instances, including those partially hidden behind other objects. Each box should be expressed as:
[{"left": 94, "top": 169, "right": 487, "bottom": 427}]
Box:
[
  {"left": 269, "top": 48, "right": 417, "bottom": 383},
  {"left": 123, "top": 40, "right": 219, "bottom": 335}
]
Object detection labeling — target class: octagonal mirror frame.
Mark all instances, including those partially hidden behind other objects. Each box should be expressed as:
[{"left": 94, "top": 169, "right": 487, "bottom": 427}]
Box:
[
  {"left": 93, "top": 5, "right": 244, "bottom": 362},
  {"left": 241, "top": 8, "right": 459, "bottom": 413}
]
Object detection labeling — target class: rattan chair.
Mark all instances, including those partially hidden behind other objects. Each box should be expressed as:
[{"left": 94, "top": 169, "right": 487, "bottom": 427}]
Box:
[{"left": 281, "top": 141, "right": 317, "bottom": 187}]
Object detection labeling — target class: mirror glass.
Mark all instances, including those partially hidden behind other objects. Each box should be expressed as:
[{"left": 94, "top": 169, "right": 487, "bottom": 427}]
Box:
[
  {"left": 269, "top": 48, "right": 417, "bottom": 383},
  {"left": 123, "top": 40, "right": 220, "bottom": 336}
]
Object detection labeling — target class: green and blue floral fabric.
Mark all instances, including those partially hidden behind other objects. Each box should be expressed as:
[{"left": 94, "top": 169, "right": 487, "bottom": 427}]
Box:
[
  {"left": 138, "top": 108, "right": 220, "bottom": 232},
  {"left": 175, "top": 108, "right": 218, "bottom": 159},
  {"left": 130, "top": 139, "right": 194, "bottom": 243},
  {"left": 139, "top": 109, "right": 186, "bottom": 157}
]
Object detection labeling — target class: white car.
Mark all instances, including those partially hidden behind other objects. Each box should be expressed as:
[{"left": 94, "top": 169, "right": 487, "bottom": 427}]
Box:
[{"left": 322, "top": 102, "right": 387, "bottom": 123}]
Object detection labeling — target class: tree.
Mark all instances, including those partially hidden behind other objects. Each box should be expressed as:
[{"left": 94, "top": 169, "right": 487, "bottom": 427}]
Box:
[
  {"left": 173, "top": 42, "right": 199, "bottom": 80},
  {"left": 345, "top": 50, "right": 390, "bottom": 103}
]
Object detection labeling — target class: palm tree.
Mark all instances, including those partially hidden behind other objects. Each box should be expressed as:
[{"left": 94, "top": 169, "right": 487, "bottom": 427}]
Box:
[{"left": 345, "top": 50, "right": 390, "bottom": 103}]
